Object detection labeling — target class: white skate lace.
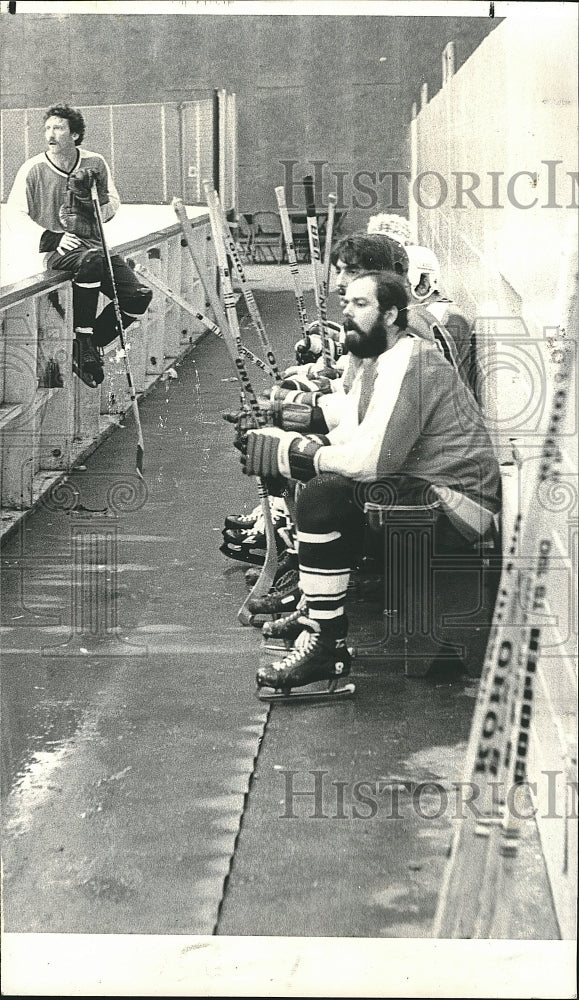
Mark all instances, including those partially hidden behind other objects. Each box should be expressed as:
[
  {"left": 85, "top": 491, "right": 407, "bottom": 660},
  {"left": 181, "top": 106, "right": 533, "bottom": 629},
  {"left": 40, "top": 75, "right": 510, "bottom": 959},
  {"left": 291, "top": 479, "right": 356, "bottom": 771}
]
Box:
[
  {"left": 245, "top": 509, "right": 288, "bottom": 539},
  {"left": 236, "top": 511, "right": 258, "bottom": 525},
  {"left": 277, "top": 634, "right": 318, "bottom": 668},
  {"left": 293, "top": 629, "right": 315, "bottom": 652}
]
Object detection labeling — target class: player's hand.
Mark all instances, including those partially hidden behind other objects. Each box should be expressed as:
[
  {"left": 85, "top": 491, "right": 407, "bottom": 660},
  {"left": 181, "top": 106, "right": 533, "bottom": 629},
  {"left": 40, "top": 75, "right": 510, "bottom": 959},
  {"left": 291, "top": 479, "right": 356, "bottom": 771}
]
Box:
[
  {"left": 315, "top": 365, "right": 341, "bottom": 380},
  {"left": 243, "top": 428, "right": 285, "bottom": 478},
  {"left": 68, "top": 168, "right": 108, "bottom": 205},
  {"left": 57, "top": 232, "right": 83, "bottom": 255},
  {"left": 222, "top": 404, "right": 271, "bottom": 454}
]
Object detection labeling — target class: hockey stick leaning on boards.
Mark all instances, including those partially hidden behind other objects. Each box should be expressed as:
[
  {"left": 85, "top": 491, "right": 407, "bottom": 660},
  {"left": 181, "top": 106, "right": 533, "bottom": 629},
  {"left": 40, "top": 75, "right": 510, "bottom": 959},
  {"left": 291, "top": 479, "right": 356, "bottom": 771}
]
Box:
[
  {"left": 172, "top": 197, "right": 275, "bottom": 380},
  {"left": 432, "top": 243, "right": 577, "bottom": 938},
  {"left": 203, "top": 180, "right": 280, "bottom": 626},
  {"left": 90, "top": 182, "right": 145, "bottom": 479},
  {"left": 322, "top": 192, "right": 337, "bottom": 300},
  {"left": 275, "top": 185, "right": 309, "bottom": 339},
  {"left": 131, "top": 263, "right": 273, "bottom": 377},
  {"left": 214, "top": 200, "right": 282, "bottom": 382},
  {"left": 303, "top": 175, "right": 334, "bottom": 371}
]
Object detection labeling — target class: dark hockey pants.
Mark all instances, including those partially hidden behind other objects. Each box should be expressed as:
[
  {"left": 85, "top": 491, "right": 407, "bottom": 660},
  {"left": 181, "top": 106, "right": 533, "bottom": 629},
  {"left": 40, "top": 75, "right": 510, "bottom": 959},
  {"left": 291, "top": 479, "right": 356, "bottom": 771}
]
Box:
[{"left": 48, "top": 242, "right": 153, "bottom": 346}]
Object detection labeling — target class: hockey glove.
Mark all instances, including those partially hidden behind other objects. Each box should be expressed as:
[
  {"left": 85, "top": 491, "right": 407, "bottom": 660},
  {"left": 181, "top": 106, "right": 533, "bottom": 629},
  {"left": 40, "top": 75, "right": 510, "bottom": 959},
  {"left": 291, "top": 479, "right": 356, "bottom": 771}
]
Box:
[
  {"left": 55, "top": 231, "right": 84, "bottom": 254},
  {"left": 270, "top": 400, "right": 329, "bottom": 435},
  {"left": 222, "top": 405, "right": 271, "bottom": 454},
  {"left": 243, "top": 428, "right": 295, "bottom": 479},
  {"left": 270, "top": 383, "right": 321, "bottom": 405},
  {"left": 287, "top": 435, "right": 329, "bottom": 481},
  {"left": 68, "top": 168, "right": 109, "bottom": 205},
  {"left": 58, "top": 193, "right": 96, "bottom": 240},
  {"left": 244, "top": 429, "right": 328, "bottom": 482},
  {"left": 294, "top": 321, "right": 343, "bottom": 365}
]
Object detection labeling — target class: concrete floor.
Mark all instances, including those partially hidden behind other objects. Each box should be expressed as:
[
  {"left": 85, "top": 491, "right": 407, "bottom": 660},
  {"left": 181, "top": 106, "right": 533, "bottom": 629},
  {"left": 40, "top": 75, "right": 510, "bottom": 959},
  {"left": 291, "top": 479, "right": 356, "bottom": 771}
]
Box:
[{"left": 1, "top": 284, "right": 559, "bottom": 941}]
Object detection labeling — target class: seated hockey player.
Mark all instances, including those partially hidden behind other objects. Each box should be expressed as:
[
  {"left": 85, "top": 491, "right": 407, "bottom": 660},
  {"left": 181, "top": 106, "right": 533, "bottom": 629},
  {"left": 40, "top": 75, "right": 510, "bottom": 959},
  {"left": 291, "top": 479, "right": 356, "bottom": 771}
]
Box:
[
  {"left": 6, "top": 103, "right": 152, "bottom": 387},
  {"left": 221, "top": 238, "right": 472, "bottom": 609},
  {"left": 219, "top": 232, "right": 407, "bottom": 567},
  {"left": 236, "top": 271, "right": 501, "bottom": 696},
  {"left": 277, "top": 232, "right": 410, "bottom": 395},
  {"left": 220, "top": 237, "right": 470, "bottom": 602},
  {"left": 405, "top": 245, "right": 482, "bottom": 400}
]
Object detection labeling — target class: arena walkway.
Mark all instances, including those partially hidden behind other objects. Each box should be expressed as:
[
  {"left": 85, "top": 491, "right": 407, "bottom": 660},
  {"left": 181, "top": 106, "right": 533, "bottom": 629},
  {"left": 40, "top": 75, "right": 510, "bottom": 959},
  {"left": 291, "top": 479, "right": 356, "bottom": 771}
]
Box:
[{"left": 1, "top": 282, "right": 557, "bottom": 940}]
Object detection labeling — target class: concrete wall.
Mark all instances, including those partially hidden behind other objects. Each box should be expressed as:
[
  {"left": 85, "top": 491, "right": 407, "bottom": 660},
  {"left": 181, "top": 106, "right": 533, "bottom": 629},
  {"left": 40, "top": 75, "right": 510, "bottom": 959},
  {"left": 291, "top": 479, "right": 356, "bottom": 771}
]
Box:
[{"left": 0, "top": 11, "right": 498, "bottom": 228}]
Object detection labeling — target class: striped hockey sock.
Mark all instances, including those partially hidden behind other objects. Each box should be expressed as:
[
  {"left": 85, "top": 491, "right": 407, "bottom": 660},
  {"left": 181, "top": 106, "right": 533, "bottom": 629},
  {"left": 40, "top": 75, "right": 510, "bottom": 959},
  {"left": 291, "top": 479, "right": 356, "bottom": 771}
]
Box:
[{"left": 297, "top": 528, "right": 350, "bottom": 640}]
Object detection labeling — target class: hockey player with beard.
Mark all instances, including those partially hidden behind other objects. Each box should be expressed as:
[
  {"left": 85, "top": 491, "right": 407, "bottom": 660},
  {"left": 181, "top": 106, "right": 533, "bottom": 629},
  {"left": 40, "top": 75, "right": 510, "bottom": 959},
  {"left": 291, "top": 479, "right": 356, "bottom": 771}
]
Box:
[
  {"left": 235, "top": 270, "right": 501, "bottom": 697},
  {"left": 6, "top": 103, "right": 152, "bottom": 388},
  {"left": 221, "top": 235, "right": 473, "bottom": 617},
  {"left": 218, "top": 233, "right": 409, "bottom": 580}
]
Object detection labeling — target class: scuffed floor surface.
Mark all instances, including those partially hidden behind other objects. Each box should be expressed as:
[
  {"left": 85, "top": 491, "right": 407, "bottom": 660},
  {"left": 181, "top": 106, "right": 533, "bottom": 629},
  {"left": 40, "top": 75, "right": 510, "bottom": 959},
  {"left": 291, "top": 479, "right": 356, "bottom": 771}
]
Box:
[{"left": 1, "top": 285, "right": 560, "bottom": 939}]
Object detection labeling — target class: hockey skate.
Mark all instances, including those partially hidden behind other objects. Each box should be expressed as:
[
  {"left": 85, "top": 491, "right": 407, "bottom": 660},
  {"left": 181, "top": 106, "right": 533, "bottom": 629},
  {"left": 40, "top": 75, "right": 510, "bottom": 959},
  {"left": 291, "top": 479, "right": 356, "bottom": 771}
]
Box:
[
  {"left": 261, "top": 600, "right": 317, "bottom": 650},
  {"left": 245, "top": 547, "right": 297, "bottom": 588},
  {"left": 220, "top": 522, "right": 293, "bottom": 566},
  {"left": 224, "top": 498, "right": 288, "bottom": 533},
  {"left": 245, "top": 569, "right": 301, "bottom": 625},
  {"left": 72, "top": 331, "right": 104, "bottom": 388},
  {"left": 256, "top": 633, "right": 355, "bottom": 702}
]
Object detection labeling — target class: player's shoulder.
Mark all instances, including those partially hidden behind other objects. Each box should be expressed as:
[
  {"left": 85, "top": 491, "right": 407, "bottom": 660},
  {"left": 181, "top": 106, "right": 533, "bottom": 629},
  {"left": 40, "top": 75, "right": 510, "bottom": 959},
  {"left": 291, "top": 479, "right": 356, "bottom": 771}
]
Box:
[
  {"left": 78, "top": 148, "right": 108, "bottom": 168},
  {"left": 16, "top": 152, "right": 46, "bottom": 176},
  {"left": 410, "top": 334, "right": 456, "bottom": 372}
]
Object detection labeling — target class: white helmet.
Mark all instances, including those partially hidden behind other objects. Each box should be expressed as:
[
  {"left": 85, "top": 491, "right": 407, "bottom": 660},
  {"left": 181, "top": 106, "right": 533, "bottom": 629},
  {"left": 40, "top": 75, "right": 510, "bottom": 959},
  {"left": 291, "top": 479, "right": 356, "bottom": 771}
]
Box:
[{"left": 405, "top": 245, "right": 440, "bottom": 302}]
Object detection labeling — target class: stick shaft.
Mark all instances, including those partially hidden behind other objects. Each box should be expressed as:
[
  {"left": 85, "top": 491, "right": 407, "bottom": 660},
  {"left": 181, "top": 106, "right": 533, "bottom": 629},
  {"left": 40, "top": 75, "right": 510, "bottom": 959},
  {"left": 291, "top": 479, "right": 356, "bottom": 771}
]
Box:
[
  {"left": 322, "top": 193, "right": 337, "bottom": 298},
  {"left": 217, "top": 210, "right": 282, "bottom": 380},
  {"left": 433, "top": 262, "right": 576, "bottom": 937},
  {"left": 172, "top": 198, "right": 230, "bottom": 338},
  {"left": 275, "top": 185, "right": 309, "bottom": 338},
  {"left": 303, "top": 175, "right": 332, "bottom": 368},
  {"left": 133, "top": 263, "right": 272, "bottom": 375},
  {"left": 202, "top": 180, "right": 279, "bottom": 619},
  {"left": 90, "top": 184, "right": 145, "bottom": 477},
  {"left": 203, "top": 183, "right": 260, "bottom": 412}
]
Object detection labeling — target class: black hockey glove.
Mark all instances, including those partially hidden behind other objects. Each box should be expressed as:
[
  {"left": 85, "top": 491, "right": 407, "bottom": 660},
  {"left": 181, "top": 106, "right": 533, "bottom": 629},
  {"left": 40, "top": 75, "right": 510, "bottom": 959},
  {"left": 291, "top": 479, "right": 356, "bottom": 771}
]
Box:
[
  {"left": 244, "top": 429, "right": 328, "bottom": 482},
  {"left": 68, "top": 168, "right": 109, "bottom": 205},
  {"left": 288, "top": 435, "right": 329, "bottom": 481},
  {"left": 269, "top": 399, "right": 329, "bottom": 435},
  {"left": 222, "top": 405, "right": 271, "bottom": 454},
  {"left": 58, "top": 192, "right": 96, "bottom": 240}
]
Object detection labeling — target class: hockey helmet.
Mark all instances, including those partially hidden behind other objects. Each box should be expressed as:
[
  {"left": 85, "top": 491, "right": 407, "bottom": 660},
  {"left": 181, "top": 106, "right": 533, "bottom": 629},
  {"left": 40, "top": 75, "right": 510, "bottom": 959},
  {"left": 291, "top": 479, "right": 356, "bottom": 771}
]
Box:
[{"left": 405, "top": 245, "right": 440, "bottom": 301}]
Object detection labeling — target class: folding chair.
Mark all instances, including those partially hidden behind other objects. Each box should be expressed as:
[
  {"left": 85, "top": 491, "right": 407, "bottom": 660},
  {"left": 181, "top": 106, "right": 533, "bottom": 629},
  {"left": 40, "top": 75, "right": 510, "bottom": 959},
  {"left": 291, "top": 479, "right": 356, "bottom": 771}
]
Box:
[
  {"left": 250, "top": 212, "right": 283, "bottom": 263},
  {"left": 233, "top": 213, "right": 254, "bottom": 262},
  {"left": 280, "top": 212, "right": 310, "bottom": 263}
]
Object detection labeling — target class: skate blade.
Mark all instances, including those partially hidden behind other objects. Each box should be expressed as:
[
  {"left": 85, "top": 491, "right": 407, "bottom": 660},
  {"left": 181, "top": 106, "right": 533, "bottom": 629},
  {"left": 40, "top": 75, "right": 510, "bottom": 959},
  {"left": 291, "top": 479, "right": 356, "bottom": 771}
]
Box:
[
  {"left": 261, "top": 637, "right": 295, "bottom": 652},
  {"left": 257, "top": 683, "right": 355, "bottom": 703}
]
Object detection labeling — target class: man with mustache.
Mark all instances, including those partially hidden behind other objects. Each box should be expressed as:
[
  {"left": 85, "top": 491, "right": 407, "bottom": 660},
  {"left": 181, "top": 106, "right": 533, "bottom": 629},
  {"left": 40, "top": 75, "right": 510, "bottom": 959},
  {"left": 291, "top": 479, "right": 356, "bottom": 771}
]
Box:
[
  {"left": 239, "top": 270, "right": 501, "bottom": 695},
  {"left": 6, "top": 103, "right": 152, "bottom": 388}
]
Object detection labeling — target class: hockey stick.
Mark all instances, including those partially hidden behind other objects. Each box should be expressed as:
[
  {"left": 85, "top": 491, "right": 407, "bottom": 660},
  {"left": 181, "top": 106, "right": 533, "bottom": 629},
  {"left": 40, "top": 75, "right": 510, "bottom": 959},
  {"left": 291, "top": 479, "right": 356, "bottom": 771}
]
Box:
[
  {"left": 432, "top": 249, "right": 577, "bottom": 938},
  {"left": 275, "top": 185, "right": 309, "bottom": 338},
  {"left": 172, "top": 197, "right": 276, "bottom": 380},
  {"left": 322, "top": 192, "right": 337, "bottom": 300},
  {"left": 213, "top": 201, "right": 282, "bottom": 382},
  {"left": 90, "top": 183, "right": 145, "bottom": 478},
  {"left": 131, "top": 263, "right": 272, "bottom": 376},
  {"left": 202, "top": 180, "right": 279, "bottom": 625},
  {"left": 303, "top": 175, "right": 333, "bottom": 370}
]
